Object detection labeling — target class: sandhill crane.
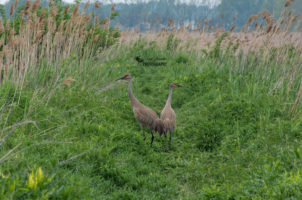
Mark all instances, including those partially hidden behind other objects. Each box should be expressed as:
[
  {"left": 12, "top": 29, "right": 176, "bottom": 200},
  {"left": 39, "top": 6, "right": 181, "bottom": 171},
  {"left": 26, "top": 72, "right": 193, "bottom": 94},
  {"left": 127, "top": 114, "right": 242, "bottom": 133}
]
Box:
[
  {"left": 160, "top": 83, "right": 182, "bottom": 150},
  {"left": 116, "top": 73, "right": 164, "bottom": 148},
  {"left": 135, "top": 56, "right": 167, "bottom": 66}
]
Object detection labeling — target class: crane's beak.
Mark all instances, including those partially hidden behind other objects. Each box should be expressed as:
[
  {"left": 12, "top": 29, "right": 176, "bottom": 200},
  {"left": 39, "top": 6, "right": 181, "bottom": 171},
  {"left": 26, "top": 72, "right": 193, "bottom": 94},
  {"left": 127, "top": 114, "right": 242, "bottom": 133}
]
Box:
[
  {"left": 176, "top": 84, "right": 183, "bottom": 88},
  {"left": 116, "top": 77, "right": 123, "bottom": 81}
]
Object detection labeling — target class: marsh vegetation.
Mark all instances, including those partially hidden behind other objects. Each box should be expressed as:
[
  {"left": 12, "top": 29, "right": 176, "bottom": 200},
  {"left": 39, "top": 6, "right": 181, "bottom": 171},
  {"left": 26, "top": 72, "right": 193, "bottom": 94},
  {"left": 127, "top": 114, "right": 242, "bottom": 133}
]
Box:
[{"left": 0, "top": 0, "right": 302, "bottom": 199}]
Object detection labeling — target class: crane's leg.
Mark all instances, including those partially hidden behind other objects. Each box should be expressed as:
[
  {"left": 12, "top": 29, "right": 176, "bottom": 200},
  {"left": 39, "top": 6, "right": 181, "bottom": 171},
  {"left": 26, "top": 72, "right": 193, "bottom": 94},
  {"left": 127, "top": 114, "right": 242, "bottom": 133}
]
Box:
[
  {"left": 141, "top": 125, "right": 146, "bottom": 140},
  {"left": 164, "top": 133, "right": 167, "bottom": 152},
  {"left": 150, "top": 131, "right": 154, "bottom": 147},
  {"left": 169, "top": 131, "right": 172, "bottom": 145}
]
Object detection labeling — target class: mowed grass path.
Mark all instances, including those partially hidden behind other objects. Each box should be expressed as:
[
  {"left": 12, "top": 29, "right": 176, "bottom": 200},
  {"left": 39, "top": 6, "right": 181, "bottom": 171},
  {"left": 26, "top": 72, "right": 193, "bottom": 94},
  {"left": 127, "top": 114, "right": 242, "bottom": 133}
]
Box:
[{"left": 1, "top": 45, "right": 302, "bottom": 199}]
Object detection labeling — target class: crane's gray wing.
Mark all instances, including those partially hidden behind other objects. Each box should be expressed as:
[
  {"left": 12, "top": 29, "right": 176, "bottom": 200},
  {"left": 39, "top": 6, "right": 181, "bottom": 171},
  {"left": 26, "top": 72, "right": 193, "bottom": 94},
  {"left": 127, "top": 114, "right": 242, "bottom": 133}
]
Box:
[
  {"left": 133, "top": 105, "right": 159, "bottom": 128},
  {"left": 160, "top": 107, "right": 176, "bottom": 132}
]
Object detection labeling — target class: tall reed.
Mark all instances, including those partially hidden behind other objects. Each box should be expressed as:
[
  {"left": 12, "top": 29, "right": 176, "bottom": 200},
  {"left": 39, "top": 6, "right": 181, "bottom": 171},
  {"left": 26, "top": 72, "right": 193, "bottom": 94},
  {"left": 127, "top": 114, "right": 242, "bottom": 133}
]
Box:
[{"left": 0, "top": 0, "right": 119, "bottom": 83}]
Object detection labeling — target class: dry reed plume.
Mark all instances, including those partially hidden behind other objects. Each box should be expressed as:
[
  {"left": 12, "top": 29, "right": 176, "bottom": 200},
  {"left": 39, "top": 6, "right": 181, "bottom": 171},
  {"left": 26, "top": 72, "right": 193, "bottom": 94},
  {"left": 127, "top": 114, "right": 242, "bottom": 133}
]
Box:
[
  {"left": 120, "top": 5, "right": 302, "bottom": 55},
  {"left": 0, "top": 0, "right": 119, "bottom": 83}
]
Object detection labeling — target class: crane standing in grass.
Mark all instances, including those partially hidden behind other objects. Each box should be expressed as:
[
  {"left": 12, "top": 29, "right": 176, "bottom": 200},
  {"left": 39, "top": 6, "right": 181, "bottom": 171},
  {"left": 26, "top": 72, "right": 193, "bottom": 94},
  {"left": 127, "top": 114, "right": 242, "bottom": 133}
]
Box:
[
  {"left": 116, "top": 73, "right": 164, "bottom": 148},
  {"left": 160, "top": 83, "right": 182, "bottom": 150}
]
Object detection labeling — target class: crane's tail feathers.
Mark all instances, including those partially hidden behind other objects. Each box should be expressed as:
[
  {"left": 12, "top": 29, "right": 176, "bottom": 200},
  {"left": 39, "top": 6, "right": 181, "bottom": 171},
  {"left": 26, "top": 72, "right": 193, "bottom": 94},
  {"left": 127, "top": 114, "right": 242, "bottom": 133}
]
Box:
[{"left": 154, "top": 119, "right": 165, "bottom": 136}]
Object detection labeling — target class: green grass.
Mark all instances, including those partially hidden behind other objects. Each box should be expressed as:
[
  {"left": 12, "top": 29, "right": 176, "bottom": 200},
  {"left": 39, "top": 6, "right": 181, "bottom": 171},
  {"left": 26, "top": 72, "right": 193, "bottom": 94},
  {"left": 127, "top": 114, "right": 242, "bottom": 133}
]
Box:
[{"left": 1, "top": 38, "right": 302, "bottom": 199}]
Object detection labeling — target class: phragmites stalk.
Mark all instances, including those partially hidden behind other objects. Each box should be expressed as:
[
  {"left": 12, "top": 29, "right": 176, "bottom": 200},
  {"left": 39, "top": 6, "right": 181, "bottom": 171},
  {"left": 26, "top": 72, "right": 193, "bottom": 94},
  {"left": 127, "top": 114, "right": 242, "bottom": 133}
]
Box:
[
  {"left": 84, "top": 1, "right": 89, "bottom": 10},
  {"left": 233, "top": 14, "right": 237, "bottom": 21},
  {"left": 254, "top": 21, "right": 258, "bottom": 31},
  {"left": 19, "top": 10, "right": 24, "bottom": 18},
  {"left": 262, "top": 10, "right": 271, "bottom": 20},
  {"left": 168, "top": 18, "right": 175, "bottom": 29},
  {"left": 0, "top": 20, "right": 4, "bottom": 34},
  {"left": 288, "top": 10, "right": 293, "bottom": 19},
  {"left": 229, "top": 25, "right": 236, "bottom": 32},
  {"left": 10, "top": 4, "right": 14, "bottom": 16},
  {"left": 186, "top": 24, "right": 191, "bottom": 31},
  {"left": 51, "top": 5, "right": 57, "bottom": 17},
  {"left": 196, "top": 19, "right": 202, "bottom": 31},
  {"left": 0, "top": 37, "right": 4, "bottom": 47},
  {"left": 111, "top": 3, "right": 116, "bottom": 12},
  {"left": 241, "top": 24, "right": 247, "bottom": 32},
  {"left": 58, "top": 21, "right": 64, "bottom": 32},
  {"left": 102, "top": 17, "right": 109, "bottom": 29},
  {"left": 247, "top": 14, "right": 258, "bottom": 24},
  {"left": 291, "top": 15, "right": 299, "bottom": 23},
  {"left": 72, "top": 4, "right": 79, "bottom": 17},
  {"left": 32, "top": 0, "right": 40, "bottom": 11},
  {"left": 34, "top": 30, "right": 44, "bottom": 43},
  {"left": 64, "top": 5, "right": 69, "bottom": 15},
  {"left": 94, "top": 1, "right": 100, "bottom": 8},
  {"left": 265, "top": 17, "right": 274, "bottom": 33},
  {"left": 260, "top": 23, "right": 263, "bottom": 30},
  {"left": 14, "top": 0, "right": 19, "bottom": 9},
  {"left": 24, "top": 0, "right": 31, "bottom": 15},
  {"left": 40, "top": 8, "right": 46, "bottom": 22},
  {"left": 284, "top": 1, "right": 291, "bottom": 7},
  {"left": 94, "top": 16, "right": 100, "bottom": 28},
  {"left": 284, "top": 0, "right": 295, "bottom": 7},
  {"left": 8, "top": 29, "right": 15, "bottom": 44},
  {"left": 33, "top": 13, "right": 39, "bottom": 27},
  {"left": 85, "top": 13, "right": 92, "bottom": 24},
  {"left": 281, "top": 10, "right": 287, "bottom": 18},
  {"left": 93, "top": 35, "right": 99, "bottom": 42},
  {"left": 5, "top": 20, "right": 10, "bottom": 31}
]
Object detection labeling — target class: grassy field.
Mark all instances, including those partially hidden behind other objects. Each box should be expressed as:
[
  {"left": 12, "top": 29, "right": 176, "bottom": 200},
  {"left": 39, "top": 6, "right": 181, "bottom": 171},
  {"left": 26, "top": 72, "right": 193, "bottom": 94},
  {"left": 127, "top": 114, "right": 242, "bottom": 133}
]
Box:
[
  {"left": 1, "top": 35, "right": 302, "bottom": 199},
  {"left": 1, "top": 1, "right": 302, "bottom": 199}
]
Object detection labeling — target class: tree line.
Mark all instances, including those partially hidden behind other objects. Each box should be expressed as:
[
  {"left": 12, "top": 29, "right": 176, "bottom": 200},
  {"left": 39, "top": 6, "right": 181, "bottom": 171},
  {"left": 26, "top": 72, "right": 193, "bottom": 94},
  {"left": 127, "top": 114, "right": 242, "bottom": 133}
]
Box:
[{"left": 1, "top": 0, "right": 301, "bottom": 31}]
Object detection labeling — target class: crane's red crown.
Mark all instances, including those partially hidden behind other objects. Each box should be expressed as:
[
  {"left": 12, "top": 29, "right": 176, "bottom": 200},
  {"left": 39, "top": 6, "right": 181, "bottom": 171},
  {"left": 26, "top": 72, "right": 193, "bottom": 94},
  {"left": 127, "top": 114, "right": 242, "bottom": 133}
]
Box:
[
  {"left": 171, "top": 82, "right": 182, "bottom": 88},
  {"left": 116, "top": 73, "right": 131, "bottom": 81}
]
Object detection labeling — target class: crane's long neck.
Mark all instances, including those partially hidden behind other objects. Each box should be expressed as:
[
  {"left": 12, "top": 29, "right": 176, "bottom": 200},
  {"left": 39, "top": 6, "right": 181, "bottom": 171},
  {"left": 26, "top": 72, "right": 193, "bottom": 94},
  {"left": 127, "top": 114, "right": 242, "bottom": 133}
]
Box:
[
  {"left": 165, "top": 87, "right": 173, "bottom": 108},
  {"left": 128, "top": 78, "right": 140, "bottom": 105}
]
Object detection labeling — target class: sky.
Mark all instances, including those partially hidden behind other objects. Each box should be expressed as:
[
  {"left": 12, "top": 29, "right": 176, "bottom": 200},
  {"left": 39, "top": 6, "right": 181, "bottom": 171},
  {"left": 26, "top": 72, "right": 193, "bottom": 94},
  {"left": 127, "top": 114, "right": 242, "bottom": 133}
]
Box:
[{"left": 0, "top": 0, "right": 221, "bottom": 8}]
